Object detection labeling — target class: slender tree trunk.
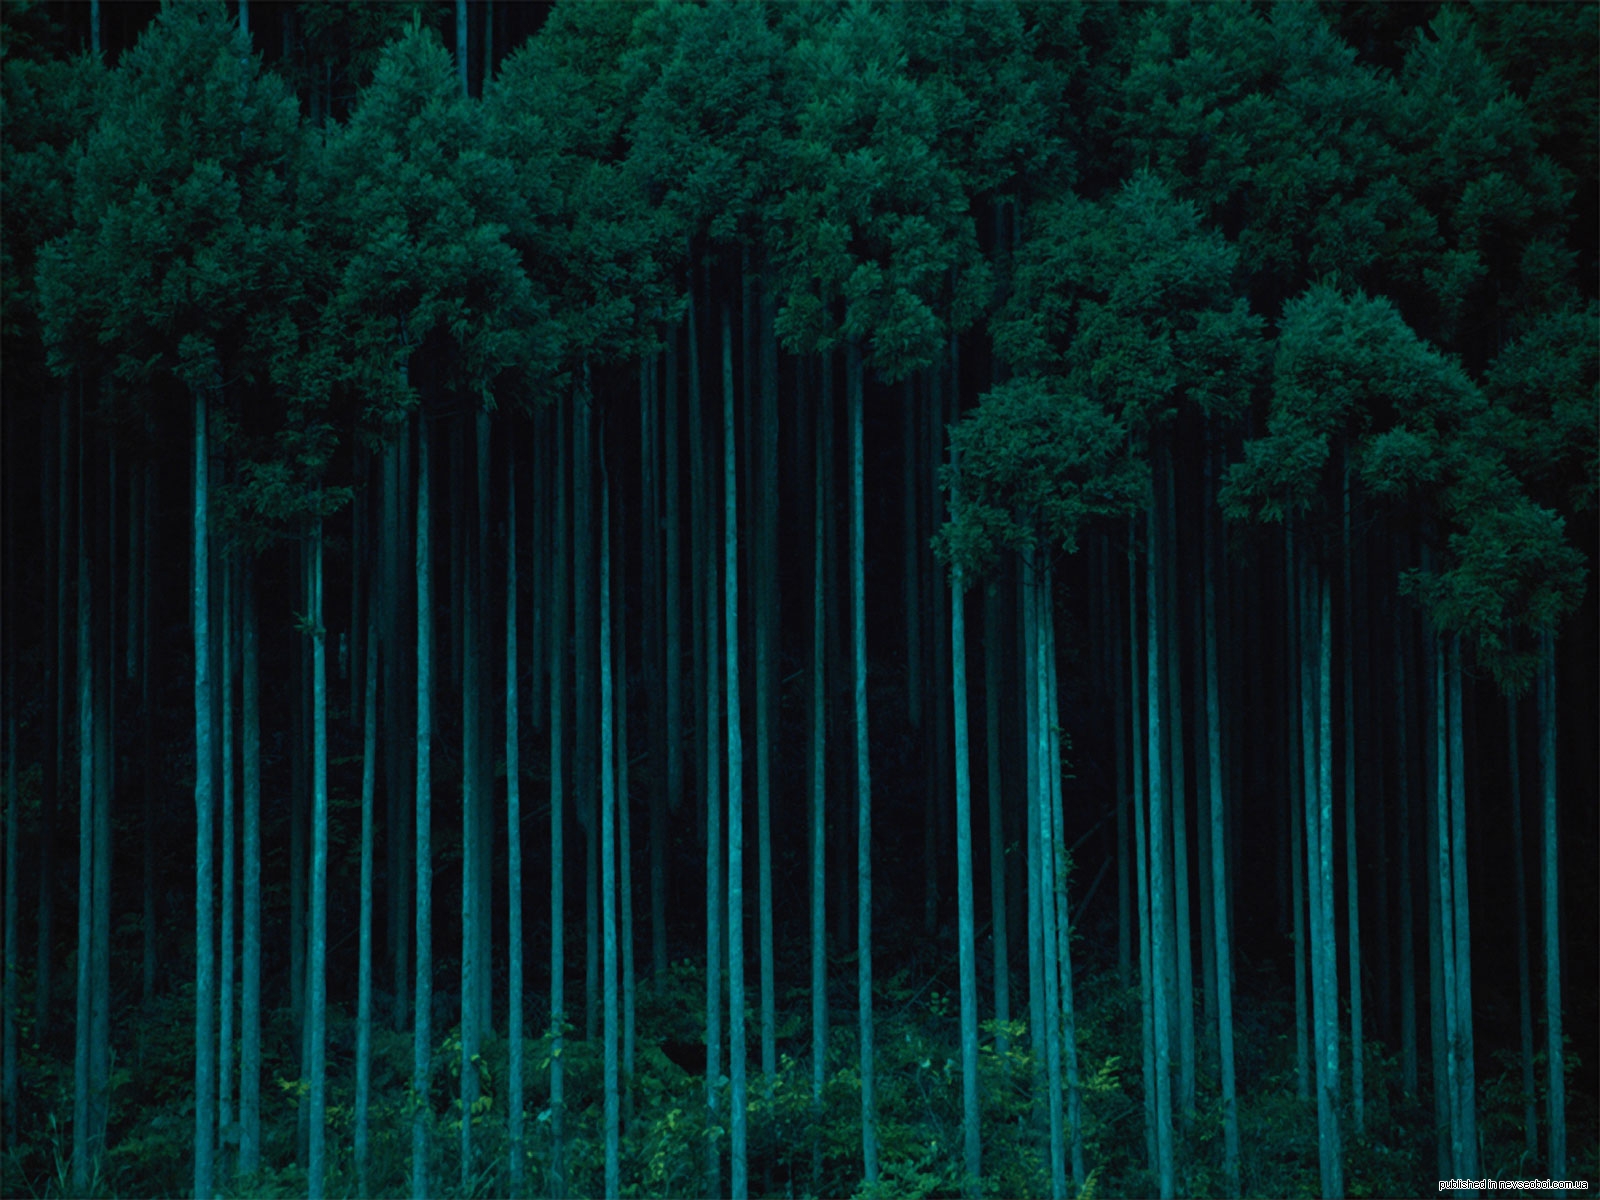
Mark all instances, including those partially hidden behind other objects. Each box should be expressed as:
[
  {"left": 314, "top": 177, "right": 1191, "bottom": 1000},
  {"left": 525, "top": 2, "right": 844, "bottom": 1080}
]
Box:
[
  {"left": 1428, "top": 623, "right": 1456, "bottom": 1178},
  {"left": 1507, "top": 688, "right": 1538, "bottom": 1162},
  {"left": 617, "top": 540, "right": 636, "bottom": 1131},
  {"left": 1043, "top": 561, "right": 1085, "bottom": 1188},
  {"left": 356, "top": 579, "right": 378, "bottom": 1196},
  {"left": 951, "top": 459, "right": 980, "bottom": 1198},
  {"left": 1538, "top": 632, "right": 1565, "bottom": 1189},
  {"left": 461, "top": 423, "right": 482, "bottom": 1187},
  {"left": 1161, "top": 457, "right": 1196, "bottom": 1121},
  {"left": 142, "top": 461, "right": 156, "bottom": 1008},
  {"left": 700, "top": 307, "right": 725, "bottom": 1200},
  {"left": 664, "top": 335, "right": 683, "bottom": 977},
  {"left": 1343, "top": 470, "right": 1363, "bottom": 1136},
  {"left": 1396, "top": 606, "right": 1418, "bottom": 1096},
  {"left": 475, "top": 414, "right": 493, "bottom": 1039},
  {"left": 38, "top": 391, "right": 67, "bottom": 1044},
  {"left": 577, "top": 379, "right": 599, "bottom": 1044},
  {"left": 308, "top": 516, "right": 329, "bottom": 1200},
  {"left": 722, "top": 301, "right": 749, "bottom": 1199},
  {"left": 985, "top": 582, "right": 1011, "bottom": 1053},
  {"left": 240, "top": 557, "right": 261, "bottom": 1176},
  {"left": 601, "top": 462, "right": 621, "bottom": 1200},
  {"left": 1315, "top": 568, "right": 1343, "bottom": 1198},
  {"left": 507, "top": 454, "right": 525, "bottom": 1192},
  {"left": 756, "top": 279, "right": 779, "bottom": 1097},
  {"left": 1144, "top": 502, "right": 1174, "bottom": 1198},
  {"left": 411, "top": 411, "right": 433, "bottom": 1200},
  {"left": 642, "top": 356, "right": 668, "bottom": 982},
  {"left": 1131, "top": 517, "right": 1157, "bottom": 1173},
  {"left": 73, "top": 392, "right": 95, "bottom": 1193},
  {"left": 550, "top": 395, "right": 568, "bottom": 1200},
  {"left": 1447, "top": 637, "right": 1475, "bottom": 1179},
  {"left": 218, "top": 557, "right": 234, "bottom": 1171},
  {"left": 1203, "top": 445, "right": 1240, "bottom": 1194},
  {"left": 849, "top": 344, "right": 878, "bottom": 1186},
  {"left": 809, "top": 367, "right": 828, "bottom": 1190},
  {"left": 193, "top": 388, "right": 216, "bottom": 1200},
  {"left": 89, "top": 437, "right": 112, "bottom": 1173}
]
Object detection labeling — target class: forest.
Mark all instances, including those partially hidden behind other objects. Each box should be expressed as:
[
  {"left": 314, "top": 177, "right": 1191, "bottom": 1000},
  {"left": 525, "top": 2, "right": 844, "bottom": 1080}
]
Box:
[{"left": 0, "top": 1, "right": 1596, "bottom": 1197}]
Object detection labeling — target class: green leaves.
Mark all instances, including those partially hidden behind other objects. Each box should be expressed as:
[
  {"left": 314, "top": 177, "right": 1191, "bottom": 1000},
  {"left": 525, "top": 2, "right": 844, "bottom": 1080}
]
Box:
[
  {"left": 998, "top": 172, "right": 1263, "bottom": 432},
  {"left": 937, "top": 376, "right": 1146, "bottom": 580}
]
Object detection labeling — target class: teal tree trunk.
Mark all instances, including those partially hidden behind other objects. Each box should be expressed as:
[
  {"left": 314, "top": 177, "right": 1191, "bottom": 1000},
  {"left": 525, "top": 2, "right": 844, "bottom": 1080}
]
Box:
[
  {"left": 550, "top": 395, "right": 568, "bottom": 1199},
  {"left": 1203, "top": 446, "right": 1240, "bottom": 1194},
  {"left": 601, "top": 458, "right": 620, "bottom": 1200},
  {"left": 355, "top": 579, "right": 378, "bottom": 1195},
  {"left": 723, "top": 300, "right": 749, "bottom": 1199},
  {"left": 308, "top": 516, "right": 329, "bottom": 1200},
  {"left": 850, "top": 343, "right": 878, "bottom": 1186},
  {"left": 1147, "top": 504, "right": 1174, "bottom": 1200},
  {"left": 241, "top": 558, "right": 261, "bottom": 1175},
  {"left": 809, "top": 364, "right": 828, "bottom": 1189},
  {"left": 193, "top": 389, "right": 216, "bottom": 1200},
  {"left": 1539, "top": 633, "right": 1565, "bottom": 1190},
  {"left": 411, "top": 414, "right": 433, "bottom": 1200},
  {"left": 507, "top": 453, "right": 525, "bottom": 1191},
  {"left": 950, "top": 468, "right": 980, "bottom": 1195}
]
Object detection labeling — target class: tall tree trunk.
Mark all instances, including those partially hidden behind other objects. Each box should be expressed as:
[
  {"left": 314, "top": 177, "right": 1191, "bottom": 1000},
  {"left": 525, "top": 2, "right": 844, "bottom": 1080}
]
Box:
[
  {"left": 1314, "top": 567, "right": 1343, "bottom": 1198},
  {"left": 1538, "top": 632, "right": 1565, "bottom": 1189},
  {"left": 356, "top": 578, "right": 378, "bottom": 1196},
  {"left": 218, "top": 556, "right": 234, "bottom": 1172},
  {"left": 1446, "top": 637, "right": 1475, "bottom": 1179},
  {"left": 38, "top": 387, "right": 67, "bottom": 1045},
  {"left": 1130, "top": 517, "right": 1157, "bottom": 1173},
  {"left": 808, "top": 365, "right": 828, "bottom": 1190},
  {"left": 985, "top": 581, "right": 1011, "bottom": 1054},
  {"left": 601, "top": 461, "right": 621, "bottom": 1200},
  {"left": 549, "top": 395, "right": 568, "bottom": 1200},
  {"left": 1507, "top": 688, "right": 1538, "bottom": 1162},
  {"left": 1396, "top": 604, "right": 1418, "bottom": 1096},
  {"left": 642, "top": 356, "right": 668, "bottom": 981},
  {"left": 1344, "top": 531, "right": 1364, "bottom": 1140},
  {"left": 577, "top": 379, "right": 599, "bottom": 1044},
  {"left": 756, "top": 279, "right": 779, "bottom": 1096},
  {"left": 1042, "top": 561, "right": 1083, "bottom": 1189},
  {"left": 700, "top": 317, "right": 725, "bottom": 1200},
  {"left": 950, "top": 447, "right": 980, "bottom": 1198},
  {"left": 664, "top": 334, "right": 683, "bottom": 980},
  {"left": 240, "top": 556, "right": 262, "bottom": 1176},
  {"left": 192, "top": 388, "right": 217, "bottom": 1200},
  {"left": 461, "top": 423, "right": 482, "bottom": 1187},
  {"left": 475, "top": 413, "right": 493, "bottom": 1039},
  {"left": 849, "top": 343, "right": 878, "bottom": 1186},
  {"left": 142, "top": 461, "right": 156, "bottom": 1008},
  {"left": 411, "top": 411, "right": 433, "bottom": 1200},
  {"left": 1203, "top": 444, "right": 1240, "bottom": 1194},
  {"left": 308, "top": 516, "right": 329, "bottom": 1200},
  {"left": 723, "top": 301, "right": 749, "bottom": 1199},
  {"left": 1146, "top": 503, "right": 1174, "bottom": 1200},
  {"left": 507, "top": 452, "right": 525, "bottom": 1192},
  {"left": 72, "top": 389, "right": 95, "bottom": 1193},
  {"left": 1160, "top": 456, "right": 1195, "bottom": 1121}
]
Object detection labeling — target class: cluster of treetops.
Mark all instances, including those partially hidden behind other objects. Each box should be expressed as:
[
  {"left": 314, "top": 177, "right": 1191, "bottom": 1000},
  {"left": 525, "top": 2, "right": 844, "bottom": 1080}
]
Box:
[{"left": 0, "top": 1, "right": 1594, "bottom": 1198}]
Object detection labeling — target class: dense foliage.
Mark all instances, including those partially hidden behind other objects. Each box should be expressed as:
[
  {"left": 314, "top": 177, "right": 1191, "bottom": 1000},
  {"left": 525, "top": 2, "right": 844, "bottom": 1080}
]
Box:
[{"left": 1, "top": 2, "right": 1595, "bottom": 1198}]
